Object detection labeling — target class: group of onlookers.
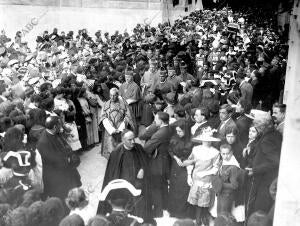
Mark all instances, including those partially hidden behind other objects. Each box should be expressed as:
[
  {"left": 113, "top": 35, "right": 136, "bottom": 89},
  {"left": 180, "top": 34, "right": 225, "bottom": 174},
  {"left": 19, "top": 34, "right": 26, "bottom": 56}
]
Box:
[{"left": 0, "top": 2, "right": 288, "bottom": 226}]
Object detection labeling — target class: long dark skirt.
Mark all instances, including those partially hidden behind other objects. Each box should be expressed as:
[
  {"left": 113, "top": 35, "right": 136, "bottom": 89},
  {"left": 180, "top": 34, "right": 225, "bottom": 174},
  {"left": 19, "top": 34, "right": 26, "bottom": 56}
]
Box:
[
  {"left": 76, "top": 116, "right": 87, "bottom": 149},
  {"left": 246, "top": 175, "right": 275, "bottom": 219},
  {"left": 168, "top": 160, "right": 195, "bottom": 219}
]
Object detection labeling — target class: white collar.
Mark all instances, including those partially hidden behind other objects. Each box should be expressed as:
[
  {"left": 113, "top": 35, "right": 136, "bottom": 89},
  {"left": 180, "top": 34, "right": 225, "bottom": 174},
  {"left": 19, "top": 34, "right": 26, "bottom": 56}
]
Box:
[
  {"left": 222, "top": 155, "right": 240, "bottom": 168},
  {"left": 123, "top": 144, "right": 133, "bottom": 150}
]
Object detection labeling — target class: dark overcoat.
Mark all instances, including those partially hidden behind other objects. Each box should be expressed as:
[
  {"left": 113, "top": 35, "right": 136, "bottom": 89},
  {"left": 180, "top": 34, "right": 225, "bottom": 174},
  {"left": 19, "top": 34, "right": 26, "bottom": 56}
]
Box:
[
  {"left": 247, "top": 127, "right": 282, "bottom": 218},
  {"left": 235, "top": 114, "right": 253, "bottom": 147},
  {"left": 143, "top": 126, "right": 172, "bottom": 217},
  {"left": 37, "top": 131, "right": 82, "bottom": 200}
]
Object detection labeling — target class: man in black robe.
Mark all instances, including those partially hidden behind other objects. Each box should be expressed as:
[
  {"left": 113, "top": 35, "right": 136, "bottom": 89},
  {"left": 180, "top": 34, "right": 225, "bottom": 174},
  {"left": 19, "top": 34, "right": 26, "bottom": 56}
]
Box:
[
  {"left": 37, "top": 116, "right": 81, "bottom": 201},
  {"left": 97, "top": 130, "right": 153, "bottom": 223}
]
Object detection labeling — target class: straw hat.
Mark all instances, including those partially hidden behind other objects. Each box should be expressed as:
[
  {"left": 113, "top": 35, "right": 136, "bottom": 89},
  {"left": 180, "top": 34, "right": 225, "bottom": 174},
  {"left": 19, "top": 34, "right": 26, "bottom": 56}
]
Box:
[
  {"left": 192, "top": 127, "right": 220, "bottom": 142},
  {"left": 245, "top": 109, "right": 270, "bottom": 121}
]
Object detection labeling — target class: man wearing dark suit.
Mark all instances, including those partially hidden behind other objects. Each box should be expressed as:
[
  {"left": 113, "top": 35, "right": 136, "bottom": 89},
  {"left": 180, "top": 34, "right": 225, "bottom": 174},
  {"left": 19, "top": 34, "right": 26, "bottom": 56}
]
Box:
[
  {"left": 207, "top": 100, "right": 221, "bottom": 129},
  {"left": 272, "top": 103, "right": 286, "bottom": 135},
  {"left": 217, "top": 104, "right": 237, "bottom": 140},
  {"left": 236, "top": 73, "right": 253, "bottom": 105},
  {"left": 191, "top": 107, "right": 210, "bottom": 137},
  {"left": 144, "top": 112, "right": 172, "bottom": 217},
  {"left": 37, "top": 116, "right": 81, "bottom": 201}
]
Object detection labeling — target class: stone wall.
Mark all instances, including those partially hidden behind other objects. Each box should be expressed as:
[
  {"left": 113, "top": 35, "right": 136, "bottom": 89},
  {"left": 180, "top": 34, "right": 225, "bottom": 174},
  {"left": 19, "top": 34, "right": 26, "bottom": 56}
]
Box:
[
  {"left": 0, "top": 0, "right": 161, "bottom": 9},
  {"left": 0, "top": 3, "right": 163, "bottom": 49},
  {"left": 0, "top": 0, "right": 202, "bottom": 48}
]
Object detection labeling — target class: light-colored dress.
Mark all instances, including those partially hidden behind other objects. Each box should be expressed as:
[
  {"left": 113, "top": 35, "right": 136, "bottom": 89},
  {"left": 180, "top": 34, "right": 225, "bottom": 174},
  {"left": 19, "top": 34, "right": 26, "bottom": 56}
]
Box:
[
  {"left": 65, "top": 122, "right": 82, "bottom": 151},
  {"left": 187, "top": 145, "right": 220, "bottom": 207}
]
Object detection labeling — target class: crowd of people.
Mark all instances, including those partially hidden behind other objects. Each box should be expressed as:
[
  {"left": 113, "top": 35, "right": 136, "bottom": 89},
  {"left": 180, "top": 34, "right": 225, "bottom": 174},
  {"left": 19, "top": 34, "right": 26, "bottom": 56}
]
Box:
[{"left": 0, "top": 5, "right": 288, "bottom": 226}]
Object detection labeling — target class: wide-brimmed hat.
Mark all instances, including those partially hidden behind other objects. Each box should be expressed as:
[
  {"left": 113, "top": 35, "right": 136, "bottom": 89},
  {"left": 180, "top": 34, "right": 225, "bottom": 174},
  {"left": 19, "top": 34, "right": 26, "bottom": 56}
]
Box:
[
  {"left": 246, "top": 109, "right": 272, "bottom": 129},
  {"left": 192, "top": 127, "right": 220, "bottom": 142},
  {"left": 200, "top": 80, "right": 217, "bottom": 87},
  {"left": 245, "top": 109, "right": 269, "bottom": 120},
  {"left": 99, "top": 179, "right": 141, "bottom": 201}
]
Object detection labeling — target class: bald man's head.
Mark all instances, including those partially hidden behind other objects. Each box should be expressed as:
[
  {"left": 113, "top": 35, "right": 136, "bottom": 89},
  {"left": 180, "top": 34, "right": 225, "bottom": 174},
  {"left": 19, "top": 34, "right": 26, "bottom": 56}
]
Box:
[
  {"left": 110, "top": 88, "right": 119, "bottom": 102},
  {"left": 45, "top": 116, "right": 61, "bottom": 134},
  {"left": 122, "top": 130, "right": 135, "bottom": 150}
]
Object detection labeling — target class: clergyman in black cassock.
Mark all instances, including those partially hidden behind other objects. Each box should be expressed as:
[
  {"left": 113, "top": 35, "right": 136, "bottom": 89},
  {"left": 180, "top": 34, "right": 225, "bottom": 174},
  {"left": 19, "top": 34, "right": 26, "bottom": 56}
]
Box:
[{"left": 97, "top": 130, "right": 153, "bottom": 223}]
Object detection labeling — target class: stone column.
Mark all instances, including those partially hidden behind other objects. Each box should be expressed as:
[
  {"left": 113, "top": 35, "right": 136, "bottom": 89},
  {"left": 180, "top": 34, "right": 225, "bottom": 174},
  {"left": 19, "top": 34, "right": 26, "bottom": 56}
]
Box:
[{"left": 273, "top": 0, "right": 300, "bottom": 225}]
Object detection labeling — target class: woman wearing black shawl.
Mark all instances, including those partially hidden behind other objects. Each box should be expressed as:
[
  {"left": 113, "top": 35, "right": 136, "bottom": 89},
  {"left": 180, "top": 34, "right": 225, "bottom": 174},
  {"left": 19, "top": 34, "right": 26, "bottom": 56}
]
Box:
[{"left": 168, "top": 119, "right": 195, "bottom": 219}]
